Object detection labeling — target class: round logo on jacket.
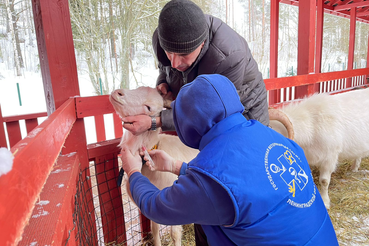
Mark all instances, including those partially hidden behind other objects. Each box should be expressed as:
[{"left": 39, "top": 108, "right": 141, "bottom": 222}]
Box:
[{"left": 264, "top": 143, "right": 316, "bottom": 208}]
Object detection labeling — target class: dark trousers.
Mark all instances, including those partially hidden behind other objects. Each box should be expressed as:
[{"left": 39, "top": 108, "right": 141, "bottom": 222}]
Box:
[{"left": 194, "top": 224, "right": 209, "bottom": 246}]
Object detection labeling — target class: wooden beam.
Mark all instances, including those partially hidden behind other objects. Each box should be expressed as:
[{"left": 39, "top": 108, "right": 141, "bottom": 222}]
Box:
[
  {"left": 32, "top": 0, "right": 89, "bottom": 169},
  {"left": 0, "top": 98, "right": 76, "bottom": 246},
  {"left": 87, "top": 138, "right": 121, "bottom": 160},
  {"left": 32, "top": 0, "right": 80, "bottom": 113},
  {"left": 18, "top": 153, "right": 80, "bottom": 246},
  {"left": 334, "top": 1, "right": 369, "bottom": 11},
  {"left": 2, "top": 112, "right": 47, "bottom": 122},
  {"left": 75, "top": 95, "right": 115, "bottom": 118}
]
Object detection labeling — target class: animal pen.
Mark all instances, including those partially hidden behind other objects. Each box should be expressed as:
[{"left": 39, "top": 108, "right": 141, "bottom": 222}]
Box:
[{"left": 1, "top": 0, "right": 369, "bottom": 245}]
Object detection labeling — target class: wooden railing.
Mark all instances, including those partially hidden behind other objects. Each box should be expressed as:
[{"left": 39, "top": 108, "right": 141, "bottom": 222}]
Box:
[
  {"left": 0, "top": 105, "right": 48, "bottom": 149},
  {"left": 266, "top": 68, "right": 369, "bottom": 104}
]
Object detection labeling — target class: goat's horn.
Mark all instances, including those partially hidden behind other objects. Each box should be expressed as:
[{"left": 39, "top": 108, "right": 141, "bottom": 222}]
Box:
[{"left": 268, "top": 107, "right": 295, "bottom": 140}]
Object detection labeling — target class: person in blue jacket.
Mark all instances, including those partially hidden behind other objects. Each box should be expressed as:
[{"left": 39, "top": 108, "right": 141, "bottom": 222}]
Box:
[{"left": 120, "top": 74, "right": 339, "bottom": 245}]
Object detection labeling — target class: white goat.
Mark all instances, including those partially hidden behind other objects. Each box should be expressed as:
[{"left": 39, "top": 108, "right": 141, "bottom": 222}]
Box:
[
  {"left": 109, "top": 86, "right": 199, "bottom": 246},
  {"left": 269, "top": 88, "right": 369, "bottom": 209}
]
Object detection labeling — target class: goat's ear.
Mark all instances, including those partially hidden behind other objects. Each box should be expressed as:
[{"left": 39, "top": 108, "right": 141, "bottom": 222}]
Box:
[{"left": 163, "top": 98, "right": 173, "bottom": 109}]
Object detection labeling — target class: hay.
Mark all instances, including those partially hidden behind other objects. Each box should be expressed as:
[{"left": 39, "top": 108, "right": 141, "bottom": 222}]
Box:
[{"left": 324, "top": 157, "right": 369, "bottom": 245}]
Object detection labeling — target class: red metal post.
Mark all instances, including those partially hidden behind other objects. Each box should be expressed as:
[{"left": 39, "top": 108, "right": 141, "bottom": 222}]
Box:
[
  {"left": 296, "top": 0, "right": 318, "bottom": 98},
  {"left": 269, "top": 0, "right": 280, "bottom": 105},
  {"left": 315, "top": 0, "right": 324, "bottom": 73},
  {"left": 347, "top": 7, "right": 357, "bottom": 88}
]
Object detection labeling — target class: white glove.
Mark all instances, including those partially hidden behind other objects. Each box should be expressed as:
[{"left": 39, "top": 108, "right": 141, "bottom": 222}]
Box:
[
  {"left": 143, "top": 149, "right": 183, "bottom": 175},
  {"left": 119, "top": 146, "right": 142, "bottom": 177}
]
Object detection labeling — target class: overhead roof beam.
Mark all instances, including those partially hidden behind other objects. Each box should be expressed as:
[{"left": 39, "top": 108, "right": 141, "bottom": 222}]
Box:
[{"left": 334, "top": 1, "right": 369, "bottom": 11}]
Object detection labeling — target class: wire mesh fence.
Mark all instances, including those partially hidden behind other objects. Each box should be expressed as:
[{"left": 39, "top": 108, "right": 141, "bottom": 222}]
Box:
[{"left": 73, "top": 156, "right": 174, "bottom": 246}]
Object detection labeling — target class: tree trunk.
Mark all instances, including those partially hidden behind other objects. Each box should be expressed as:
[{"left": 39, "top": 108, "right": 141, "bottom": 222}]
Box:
[{"left": 5, "top": 0, "right": 22, "bottom": 76}]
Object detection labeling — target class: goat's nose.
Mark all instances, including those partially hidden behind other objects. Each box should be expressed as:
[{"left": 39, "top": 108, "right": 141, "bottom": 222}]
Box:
[{"left": 117, "top": 91, "right": 124, "bottom": 96}]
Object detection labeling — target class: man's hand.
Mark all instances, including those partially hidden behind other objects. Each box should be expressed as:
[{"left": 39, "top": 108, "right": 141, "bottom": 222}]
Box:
[
  {"left": 119, "top": 146, "right": 142, "bottom": 177},
  {"left": 122, "top": 115, "right": 151, "bottom": 135},
  {"left": 157, "top": 83, "right": 174, "bottom": 101}
]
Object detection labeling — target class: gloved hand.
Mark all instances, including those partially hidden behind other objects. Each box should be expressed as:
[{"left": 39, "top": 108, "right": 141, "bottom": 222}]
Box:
[
  {"left": 143, "top": 148, "right": 183, "bottom": 175},
  {"left": 119, "top": 146, "right": 143, "bottom": 177}
]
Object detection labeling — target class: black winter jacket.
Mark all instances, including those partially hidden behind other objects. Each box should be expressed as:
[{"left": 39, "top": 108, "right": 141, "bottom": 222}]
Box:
[{"left": 152, "top": 15, "right": 269, "bottom": 131}]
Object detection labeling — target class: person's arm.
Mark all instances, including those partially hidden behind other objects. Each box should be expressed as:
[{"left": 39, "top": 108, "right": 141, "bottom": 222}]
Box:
[{"left": 129, "top": 169, "right": 235, "bottom": 226}]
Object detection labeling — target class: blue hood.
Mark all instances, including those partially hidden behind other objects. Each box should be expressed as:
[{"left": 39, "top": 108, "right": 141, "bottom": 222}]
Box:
[{"left": 172, "top": 74, "right": 244, "bottom": 149}]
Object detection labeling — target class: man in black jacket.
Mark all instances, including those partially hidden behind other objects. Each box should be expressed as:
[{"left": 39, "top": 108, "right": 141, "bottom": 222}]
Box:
[
  {"left": 122, "top": 0, "right": 269, "bottom": 244},
  {"left": 123, "top": 0, "right": 269, "bottom": 135}
]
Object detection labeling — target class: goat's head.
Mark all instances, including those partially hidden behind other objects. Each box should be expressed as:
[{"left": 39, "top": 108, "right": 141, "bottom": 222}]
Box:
[
  {"left": 109, "top": 87, "right": 166, "bottom": 151},
  {"left": 110, "top": 87, "right": 164, "bottom": 119}
]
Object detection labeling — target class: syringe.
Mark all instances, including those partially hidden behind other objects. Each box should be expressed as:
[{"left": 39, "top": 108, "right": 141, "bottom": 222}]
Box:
[{"left": 142, "top": 146, "right": 155, "bottom": 169}]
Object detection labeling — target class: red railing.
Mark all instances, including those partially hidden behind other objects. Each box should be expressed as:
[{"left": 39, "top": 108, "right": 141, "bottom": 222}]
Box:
[
  {"left": 0, "top": 69, "right": 369, "bottom": 245},
  {"left": 0, "top": 106, "right": 48, "bottom": 149}
]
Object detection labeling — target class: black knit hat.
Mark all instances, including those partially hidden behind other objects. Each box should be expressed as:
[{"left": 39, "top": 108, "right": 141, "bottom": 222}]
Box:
[{"left": 158, "top": 0, "right": 208, "bottom": 54}]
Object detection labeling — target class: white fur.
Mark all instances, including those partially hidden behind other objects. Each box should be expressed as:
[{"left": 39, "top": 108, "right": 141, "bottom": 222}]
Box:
[
  {"left": 269, "top": 88, "right": 369, "bottom": 209},
  {"left": 110, "top": 87, "right": 199, "bottom": 246}
]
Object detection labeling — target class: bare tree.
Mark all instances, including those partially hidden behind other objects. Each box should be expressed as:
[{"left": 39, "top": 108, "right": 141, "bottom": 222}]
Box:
[{"left": 5, "top": 0, "right": 23, "bottom": 76}]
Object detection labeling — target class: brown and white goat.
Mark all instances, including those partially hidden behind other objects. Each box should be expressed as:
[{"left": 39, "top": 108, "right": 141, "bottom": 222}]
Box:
[
  {"left": 269, "top": 88, "right": 369, "bottom": 209},
  {"left": 110, "top": 86, "right": 199, "bottom": 246}
]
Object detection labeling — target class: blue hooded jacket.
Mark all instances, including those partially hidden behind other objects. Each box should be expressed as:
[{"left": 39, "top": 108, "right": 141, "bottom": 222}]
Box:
[{"left": 129, "top": 74, "right": 338, "bottom": 245}]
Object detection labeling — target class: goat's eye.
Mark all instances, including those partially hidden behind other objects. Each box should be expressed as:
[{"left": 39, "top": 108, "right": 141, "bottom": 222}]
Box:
[{"left": 145, "top": 105, "right": 151, "bottom": 111}]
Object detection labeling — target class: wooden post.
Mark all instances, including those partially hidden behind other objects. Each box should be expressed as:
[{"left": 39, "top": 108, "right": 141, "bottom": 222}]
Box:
[
  {"left": 269, "top": 0, "right": 280, "bottom": 105},
  {"left": 347, "top": 7, "right": 357, "bottom": 88},
  {"left": 296, "top": 0, "right": 318, "bottom": 98},
  {"left": 315, "top": 0, "right": 324, "bottom": 74},
  {"left": 31, "top": 0, "right": 89, "bottom": 169},
  {"left": 0, "top": 105, "right": 8, "bottom": 148}
]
